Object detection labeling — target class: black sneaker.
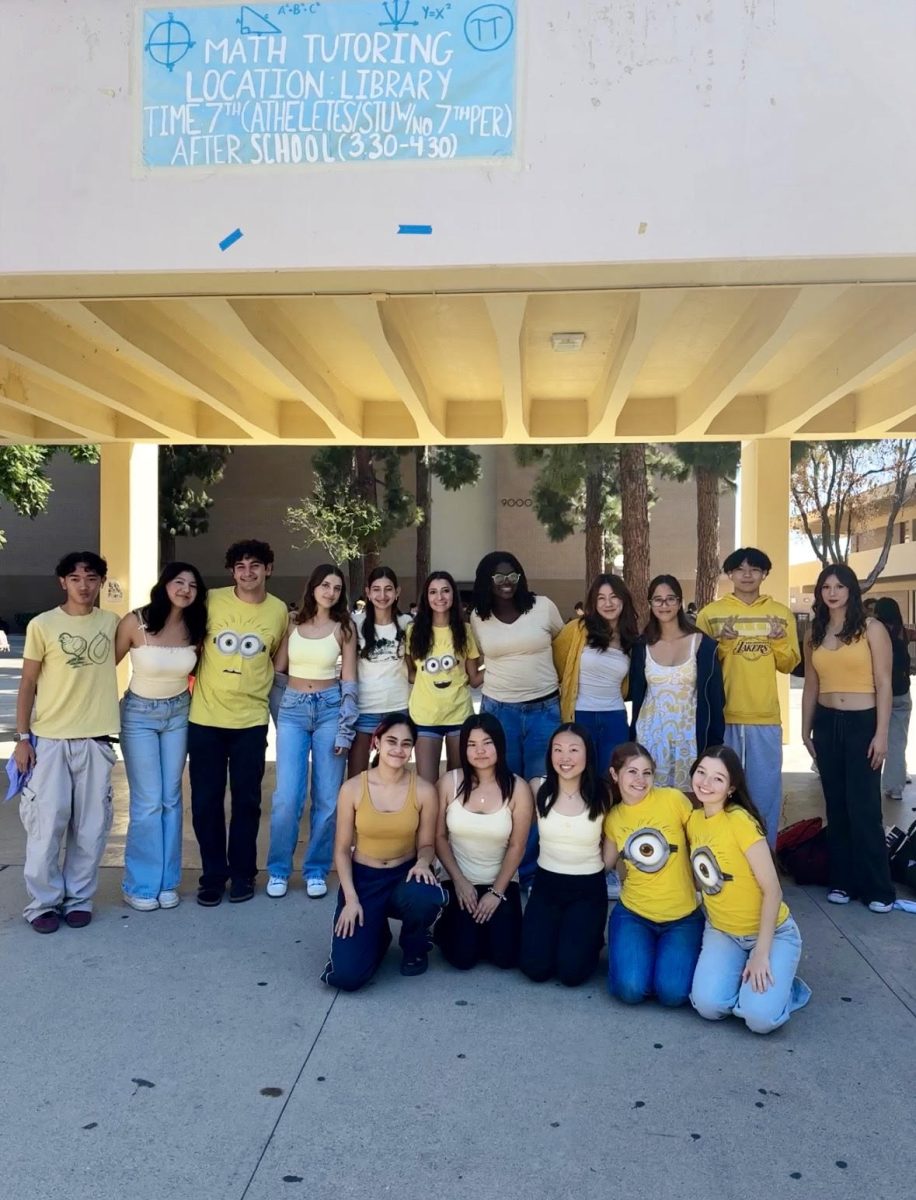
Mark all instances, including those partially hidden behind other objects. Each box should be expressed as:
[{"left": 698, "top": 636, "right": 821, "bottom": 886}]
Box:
[
  {"left": 197, "top": 887, "right": 224, "bottom": 907},
  {"left": 400, "top": 951, "right": 429, "bottom": 977},
  {"left": 229, "top": 879, "right": 255, "bottom": 904}
]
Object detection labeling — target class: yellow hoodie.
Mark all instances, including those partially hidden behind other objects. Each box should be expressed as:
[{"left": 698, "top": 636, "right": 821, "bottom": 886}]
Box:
[{"left": 695, "top": 594, "right": 799, "bottom": 725}]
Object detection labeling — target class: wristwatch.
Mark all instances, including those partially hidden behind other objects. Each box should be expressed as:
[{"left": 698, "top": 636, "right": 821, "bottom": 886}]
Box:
[{"left": 15, "top": 732, "right": 31, "bottom": 742}]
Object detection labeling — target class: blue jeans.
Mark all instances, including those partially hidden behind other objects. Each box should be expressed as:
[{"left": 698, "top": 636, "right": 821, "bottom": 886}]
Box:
[
  {"left": 480, "top": 693, "right": 561, "bottom": 888},
  {"left": 121, "top": 690, "right": 190, "bottom": 900},
  {"left": 607, "top": 902, "right": 703, "bottom": 1007},
  {"left": 268, "top": 687, "right": 345, "bottom": 882},
  {"left": 724, "top": 723, "right": 783, "bottom": 848},
  {"left": 574, "top": 709, "right": 629, "bottom": 775},
  {"left": 690, "top": 916, "right": 811, "bottom": 1034}
]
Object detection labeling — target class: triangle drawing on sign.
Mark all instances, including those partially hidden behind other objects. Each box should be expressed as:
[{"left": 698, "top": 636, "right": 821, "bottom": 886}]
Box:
[{"left": 239, "top": 5, "right": 281, "bottom": 35}]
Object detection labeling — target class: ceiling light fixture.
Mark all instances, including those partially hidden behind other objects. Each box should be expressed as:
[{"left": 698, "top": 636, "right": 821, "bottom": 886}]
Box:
[{"left": 550, "top": 332, "right": 586, "bottom": 352}]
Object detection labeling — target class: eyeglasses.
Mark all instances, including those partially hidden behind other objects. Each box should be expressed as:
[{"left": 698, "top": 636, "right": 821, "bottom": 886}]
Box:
[
  {"left": 650, "top": 596, "right": 680, "bottom": 607},
  {"left": 492, "top": 572, "right": 521, "bottom": 586}
]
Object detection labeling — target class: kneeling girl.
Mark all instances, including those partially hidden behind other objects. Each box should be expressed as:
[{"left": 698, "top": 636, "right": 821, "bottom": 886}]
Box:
[
  {"left": 321, "top": 713, "right": 446, "bottom": 991},
  {"left": 688, "top": 746, "right": 811, "bottom": 1034},
  {"left": 520, "top": 723, "right": 610, "bottom": 987},
  {"left": 604, "top": 743, "right": 703, "bottom": 1006},
  {"left": 435, "top": 713, "right": 533, "bottom": 970}
]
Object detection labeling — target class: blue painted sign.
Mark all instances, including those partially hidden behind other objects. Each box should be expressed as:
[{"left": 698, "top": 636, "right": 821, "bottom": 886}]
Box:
[{"left": 141, "top": 3, "right": 517, "bottom": 167}]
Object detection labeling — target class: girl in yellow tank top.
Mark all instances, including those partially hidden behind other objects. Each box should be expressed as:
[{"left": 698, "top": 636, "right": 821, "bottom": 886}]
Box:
[
  {"left": 321, "top": 713, "right": 445, "bottom": 991},
  {"left": 434, "top": 713, "right": 533, "bottom": 971}
]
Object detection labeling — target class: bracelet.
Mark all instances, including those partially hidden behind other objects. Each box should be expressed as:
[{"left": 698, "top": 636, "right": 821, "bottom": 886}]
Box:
[{"left": 487, "top": 887, "right": 508, "bottom": 903}]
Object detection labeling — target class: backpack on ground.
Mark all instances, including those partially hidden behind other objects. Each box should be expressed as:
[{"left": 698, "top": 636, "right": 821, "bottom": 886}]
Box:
[
  {"left": 777, "top": 817, "right": 830, "bottom": 886},
  {"left": 887, "top": 820, "right": 916, "bottom": 890}
]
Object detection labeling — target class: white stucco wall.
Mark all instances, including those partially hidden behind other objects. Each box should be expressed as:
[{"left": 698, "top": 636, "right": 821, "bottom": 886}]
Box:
[{"left": 2, "top": 1, "right": 915, "bottom": 277}]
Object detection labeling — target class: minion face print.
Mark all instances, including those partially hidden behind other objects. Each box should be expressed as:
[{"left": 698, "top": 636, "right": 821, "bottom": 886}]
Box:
[
  {"left": 211, "top": 615, "right": 268, "bottom": 679},
  {"left": 419, "top": 651, "right": 462, "bottom": 690}
]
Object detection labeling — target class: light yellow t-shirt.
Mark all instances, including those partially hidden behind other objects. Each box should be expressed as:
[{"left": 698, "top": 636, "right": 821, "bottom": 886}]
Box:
[
  {"left": 189, "top": 588, "right": 289, "bottom": 729},
  {"left": 24, "top": 607, "right": 119, "bottom": 739},
  {"left": 471, "top": 595, "right": 565, "bottom": 703},
  {"left": 407, "top": 623, "right": 479, "bottom": 727},
  {"left": 603, "top": 788, "right": 698, "bottom": 922},
  {"left": 686, "top": 805, "right": 790, "bottom": 937}
]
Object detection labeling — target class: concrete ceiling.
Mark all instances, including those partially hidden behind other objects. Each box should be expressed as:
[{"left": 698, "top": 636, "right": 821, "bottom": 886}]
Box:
[{"left": 2, "top": 277, "right": 916, "bottom": 445}]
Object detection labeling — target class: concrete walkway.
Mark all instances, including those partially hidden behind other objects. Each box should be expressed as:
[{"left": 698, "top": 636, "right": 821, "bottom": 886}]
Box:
[{"left": 2, "top": 644, "right": 915, "bottom": 1199}]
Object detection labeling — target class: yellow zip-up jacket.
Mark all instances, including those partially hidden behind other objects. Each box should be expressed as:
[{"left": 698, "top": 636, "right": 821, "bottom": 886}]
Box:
[{"left": 695, "top": 594, "right": 799, "bottom": 725}]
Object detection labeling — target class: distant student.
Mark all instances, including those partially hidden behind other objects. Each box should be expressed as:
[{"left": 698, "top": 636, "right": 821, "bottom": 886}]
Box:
[
  {"left": 13, "top": 552, "right": 119, "bottom": 933},
  {"left": 188, "top": 540, "right": 288, "bottom": 907},
  {"left": 696, "top": 548, "right": 800, "bottom": 846}
]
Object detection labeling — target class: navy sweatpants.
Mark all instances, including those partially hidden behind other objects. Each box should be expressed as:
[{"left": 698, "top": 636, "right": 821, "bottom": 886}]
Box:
[{"left": 321, "top": 860, "right": 446, "bottom": 992}]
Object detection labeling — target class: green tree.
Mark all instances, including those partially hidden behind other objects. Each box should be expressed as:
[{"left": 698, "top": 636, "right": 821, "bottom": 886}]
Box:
[
  {"left": 0, "top": 444, "right": 99, "bottom": 548},
  {"left": 414, "top": 446, "right": 481, "bottom": 589},
  {"left": 673, "top": 443, "right": 741, "bottom": 609},
  {"left": 159, "top": 445, "right": 232, "bottom": 565},
  {"left": 790, "top": 439, "right": 916, "bottom": 591}
]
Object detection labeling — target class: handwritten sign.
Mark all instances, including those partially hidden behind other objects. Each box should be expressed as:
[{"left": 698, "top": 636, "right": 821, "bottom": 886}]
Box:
[{"left": 141, "top": 3, "right": 517, "bottom": 167}]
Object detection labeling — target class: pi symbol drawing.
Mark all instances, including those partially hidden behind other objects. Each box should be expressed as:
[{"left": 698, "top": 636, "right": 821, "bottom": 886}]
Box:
[
  {"left": 146, "top": 12, "right": 195, "bottom": 71},
  {"left": 464, "top": 3, "right": 514, "bottom": 52}
]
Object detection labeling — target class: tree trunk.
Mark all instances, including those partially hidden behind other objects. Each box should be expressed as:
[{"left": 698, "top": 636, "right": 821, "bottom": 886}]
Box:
[
  {"left": 619, "top": 444, "right": 651, "bottom": 627},
  {"left": 354, "top": 446, "right": 378, "bottom": 590},
  {"left": 584, "top": 448, "right": 605, "bottom": 587},
  {"left": 415, "top": 446, "right": 431, "bottom": 594},
  {"left": 694, "top": 466, "right": 721, "bottom": 609},
  {"left": 159, "top": 529, "right": 176, "bottom": 570},
  {"left": 348, "top": 558, "right": 363, "bottom": 602}
]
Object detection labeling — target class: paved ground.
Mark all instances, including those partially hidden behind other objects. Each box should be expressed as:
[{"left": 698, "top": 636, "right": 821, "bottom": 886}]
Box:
[{"left": 2, "top": 639, "right": 915, "bottom": 1200}]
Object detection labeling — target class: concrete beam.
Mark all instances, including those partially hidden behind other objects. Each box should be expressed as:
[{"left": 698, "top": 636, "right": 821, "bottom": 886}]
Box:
[{"left": 483, "top": 295, "right": 528, "bottom": 440}]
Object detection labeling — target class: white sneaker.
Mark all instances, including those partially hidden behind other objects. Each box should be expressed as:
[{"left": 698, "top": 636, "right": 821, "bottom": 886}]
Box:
[
  {"left": 606, "top": 870, "right": 621, "bottom": 901},
  {"left": 306, "top": 877, "right": 328, "bottom": 899},
  {"left": 868, "top": 900, "right": 894, "bottom": 913},
  {"left": 123, "top": 893, "right": 159, "bottom": 912},
  {"left": 158, "top": 890, "right": 180, "bottom": 909},
  {"left": 827, "top": 889, "right": 851, "bottom": 905},
  {"left": 266, "top": 876, "right": 288, "bottom": 898}
]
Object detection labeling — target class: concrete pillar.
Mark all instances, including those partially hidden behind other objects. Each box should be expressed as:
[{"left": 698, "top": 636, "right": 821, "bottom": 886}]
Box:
[
  {"left": 740, "top": 438, "right": 792, "bottom": 741},
  {"left": 99, "top": 444, "right": 159, "bottom": 687}
]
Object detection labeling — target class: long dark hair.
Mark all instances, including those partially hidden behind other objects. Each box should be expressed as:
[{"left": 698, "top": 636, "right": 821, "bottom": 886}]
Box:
[
  {"left": 360, "top": 565, "right": 406, "bottom": 660},
  {"left": 456, "top": 713, "right": 514, "bottom": 803},
  {"left": 536, "top": 722, "right": 610, "bottom": 822},
  {"left": 471, "top": 551, "right": 536, "bottom": 620},
  {"left": 608, "top": 742, "right": 656, "bottom": 807},
  {"left": 409, "top": 570, "right": 469, "bottom": 662},
  {"left": 295, "top": 563, "right": 352, "bottom": 633},
  {"left": 689, "top": 745, "right": 768, "bottom": 839},
  {"left": 582, "top": 573, "right": 639, "bottom": 653},
  {"left": 811, "top": 563, "right": 866, "bottom": 648},
  {"left": 874, "top": 596, "right": 905, "bottom": 643},
  {"left": 369, "top": 711, "right": 418, "bottom": 767},
  {"left": 141, "top": 562, "right": 208, "bottom": 645},
  {"left": 643, "top": 574, "right": 695, "bottom": 645}
]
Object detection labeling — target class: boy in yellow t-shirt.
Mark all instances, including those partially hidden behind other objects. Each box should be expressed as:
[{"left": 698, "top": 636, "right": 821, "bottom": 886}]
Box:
[
  {"left": 13, "top": 552, "right": 119, "bottom": 933},
  {"left": 696, "top": 547, "right": 800, "bottom": 848},
  {"left": 188, "top": 540, "right": 289, "bottom": 907}
]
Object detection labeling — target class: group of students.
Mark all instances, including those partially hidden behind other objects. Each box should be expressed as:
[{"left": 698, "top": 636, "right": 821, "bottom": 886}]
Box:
[{"left": 11, "top": 539, "right": 900, "bottom": 1026}]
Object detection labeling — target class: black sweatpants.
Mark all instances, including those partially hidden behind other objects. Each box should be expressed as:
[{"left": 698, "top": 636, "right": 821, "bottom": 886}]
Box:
[
  {"left": 812, "top": 705, "right": 895, "bottom": 905},
  {"left": 188, "top": 722, "right": 268, "bottom": 891},
  {"left": 436, "top": 881, "right": 523, "bottom": 970},
  {"left": 519, "top": 867, "right": 607, "bottom": 987}
]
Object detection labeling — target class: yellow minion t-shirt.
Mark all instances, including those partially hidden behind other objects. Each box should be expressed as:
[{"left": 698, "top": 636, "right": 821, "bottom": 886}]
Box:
[
  {"left": 407, "top": 623, "right": 478, "bottom": 727},
  {"left": 24, "top": 607, "right": 119, "bottom": 739},
  {"left": 686, "top": 805, "right": 790, "bottom": 936},
  {"left": 190, "top": 588, "right": 289, "bottom": 728},
  {"left": 603, "top": 788, "right": 698, "bottom": 922}
]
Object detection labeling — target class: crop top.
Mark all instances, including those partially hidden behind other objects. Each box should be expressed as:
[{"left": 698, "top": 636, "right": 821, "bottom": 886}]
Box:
[
  {"left": 288, "top": 626, "right": 340, "bottom": 681},
  {"left": 811, "top": 634, "right": 875, "bottom": 695},
  {"left": 128, "top": 611, "right": 196, "bottom": 700},
  {"left": 354, "top": 770, "right": 420, "bottom": 861}
]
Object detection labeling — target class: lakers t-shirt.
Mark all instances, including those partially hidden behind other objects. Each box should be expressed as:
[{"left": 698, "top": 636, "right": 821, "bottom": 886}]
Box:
[
  {"left": 603, "top": 788, "right": 698, "bottom": 922},
  {"left": 407, "top": 623, "right": 479, "bottom": 727},
  {"left": 24, "top": 607, "right": 119, "bottom": 739},
  {"left": 190, "top": 588, "right": 289, "bottom": 729},
  {"left": 686, "top": 805, "right": 790, "bottom": 936}
]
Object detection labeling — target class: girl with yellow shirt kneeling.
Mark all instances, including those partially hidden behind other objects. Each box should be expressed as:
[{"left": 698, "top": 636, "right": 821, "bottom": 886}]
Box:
[
  {"left": 603, "top": 743, "right": 703, "bottom": 1007},
  {"left": 687, "top": 747, "right": 811, "bottom": 1034}
]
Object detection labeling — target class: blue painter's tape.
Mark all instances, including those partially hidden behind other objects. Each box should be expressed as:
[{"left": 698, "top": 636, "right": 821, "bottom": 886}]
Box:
[
  {"left": 219, "top": 227, "right": 243, "bottom": 251},
  {"left": 398, "top": 224, "right": 433, "bottom": 235}
]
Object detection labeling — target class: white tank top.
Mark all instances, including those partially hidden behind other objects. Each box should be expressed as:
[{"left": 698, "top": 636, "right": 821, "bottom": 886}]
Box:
[
  {"left": 575, "top": 645, "right": 628, "bottom": 712},
  {"left": 445, "top": 772, "right": 514, "bottom": 885},
  {"left": 128, "top": 613, "right": 196, "bottom": 700},
  {"left": 537, "top": 802, "right": 603, "bottom": 875}
]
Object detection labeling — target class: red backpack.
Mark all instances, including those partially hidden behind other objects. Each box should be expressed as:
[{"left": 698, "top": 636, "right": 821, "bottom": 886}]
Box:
[{"left": 777, "top": 818, "right": 830, "bottom": 886}]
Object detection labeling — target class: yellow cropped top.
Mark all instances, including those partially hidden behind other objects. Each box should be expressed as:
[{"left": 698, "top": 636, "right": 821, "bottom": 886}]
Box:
[
  {"left": 354, "top": 770, "right": 420, "bottom": 861},
  {"left": 288, "top": 626, "right": 340, "bottom": 681},
  {"left": 812, "top": 634, "right": 875, "bottom": 695}
]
